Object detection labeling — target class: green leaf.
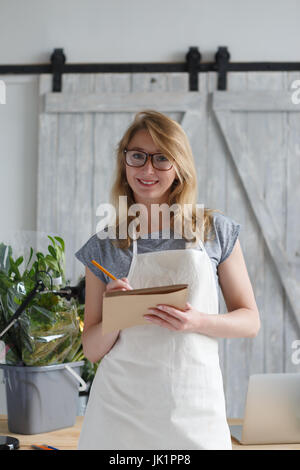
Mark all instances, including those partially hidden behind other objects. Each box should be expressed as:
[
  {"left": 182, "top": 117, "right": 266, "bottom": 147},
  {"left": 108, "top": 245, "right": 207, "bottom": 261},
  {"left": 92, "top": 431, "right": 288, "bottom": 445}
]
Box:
[
  {"left": 47, "top": 235, "right": 56, "bottom": 246},
  {"left": 37, "top": 258, "right": 47, "bottom": 273},
  {"left": 15, "top": 256, "right": 24, "bottom": 267},
  {"left": 54, "top": 236, "right": 65, "bottom": 252},
  {"left": 48, "top": 245, "right": 57, "bottom": 259},
  {"left": 8, "top": 255, "right": 21, "bottom": 280},
  {"left": 0, "top": 243, "right": 12, "bottom": 274},
  {"left": 44, "top": 256, "right": 60, "bottom": 273},
  {"left": 25, "top": 247, "right": 33, "bottom": 271}
]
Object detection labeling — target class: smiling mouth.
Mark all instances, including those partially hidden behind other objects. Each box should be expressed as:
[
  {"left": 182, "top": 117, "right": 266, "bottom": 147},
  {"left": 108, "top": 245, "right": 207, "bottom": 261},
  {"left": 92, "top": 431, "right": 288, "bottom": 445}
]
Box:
[{"left": 136, "top": 178, "right": 159, "bottom": 186}]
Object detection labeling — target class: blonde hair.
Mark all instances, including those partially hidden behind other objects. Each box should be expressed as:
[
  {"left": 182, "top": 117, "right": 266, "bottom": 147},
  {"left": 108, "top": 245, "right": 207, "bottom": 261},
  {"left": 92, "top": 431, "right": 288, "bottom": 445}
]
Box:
[{"left": 108, "top": 110, "right": 222, "bottom": 250}]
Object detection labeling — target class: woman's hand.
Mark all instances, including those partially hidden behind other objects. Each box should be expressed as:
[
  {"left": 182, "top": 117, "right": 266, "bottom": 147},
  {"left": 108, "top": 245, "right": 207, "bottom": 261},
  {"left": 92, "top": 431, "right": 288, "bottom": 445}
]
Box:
[
  {"left": 106, "top": 277, "right": 133, "bottom": 293},
  {"left": 143, "top": 302, "right": 207, "bottom": 333}
]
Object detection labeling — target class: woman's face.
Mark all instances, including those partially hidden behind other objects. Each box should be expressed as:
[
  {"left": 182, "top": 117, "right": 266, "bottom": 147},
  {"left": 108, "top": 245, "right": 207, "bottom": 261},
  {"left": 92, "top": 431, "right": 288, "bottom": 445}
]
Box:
[{"left": 125, "top": 129, "right": 177, "bottom": 207}]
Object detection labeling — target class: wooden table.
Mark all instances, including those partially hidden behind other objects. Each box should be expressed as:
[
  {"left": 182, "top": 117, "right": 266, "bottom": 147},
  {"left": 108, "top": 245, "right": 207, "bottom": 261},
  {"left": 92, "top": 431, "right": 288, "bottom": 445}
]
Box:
[{"left": 1, "top": 415, "right": 300, "bottom": 450}]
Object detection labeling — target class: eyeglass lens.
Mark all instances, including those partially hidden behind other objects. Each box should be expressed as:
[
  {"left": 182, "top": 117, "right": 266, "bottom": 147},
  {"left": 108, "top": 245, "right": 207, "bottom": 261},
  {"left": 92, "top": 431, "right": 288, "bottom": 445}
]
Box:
[{"left": 125, "top": 150, "right": 172, "bottom": 170}]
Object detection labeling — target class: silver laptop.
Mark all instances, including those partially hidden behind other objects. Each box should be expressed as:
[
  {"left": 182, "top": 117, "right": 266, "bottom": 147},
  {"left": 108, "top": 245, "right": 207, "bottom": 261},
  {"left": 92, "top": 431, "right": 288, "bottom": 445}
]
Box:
[{"left": 230, "top": 373, "right": 300, "bottom": 445}]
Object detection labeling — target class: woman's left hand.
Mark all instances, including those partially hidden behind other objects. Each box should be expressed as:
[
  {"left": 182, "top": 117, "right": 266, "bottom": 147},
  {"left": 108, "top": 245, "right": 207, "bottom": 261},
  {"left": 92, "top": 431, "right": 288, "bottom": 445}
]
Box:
[{"left": 143, "top": 302, "right": 206, "bottom": 333}]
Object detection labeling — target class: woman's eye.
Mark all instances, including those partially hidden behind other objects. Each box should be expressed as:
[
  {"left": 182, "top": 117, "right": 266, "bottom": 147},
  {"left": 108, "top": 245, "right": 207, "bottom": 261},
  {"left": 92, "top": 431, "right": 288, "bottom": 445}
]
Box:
[
  {"left": 156, "top": 155, "right": 168, "bottom": 161},
  {"left": 132, "top": 153, "right": 144, "bottom": 160}
]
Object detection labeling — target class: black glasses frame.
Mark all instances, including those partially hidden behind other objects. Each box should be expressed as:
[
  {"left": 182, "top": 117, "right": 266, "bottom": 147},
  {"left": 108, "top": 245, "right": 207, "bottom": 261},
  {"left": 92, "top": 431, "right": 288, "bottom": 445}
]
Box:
[{"left": 123, "top": 148, "right": 173, "bottom": 171}]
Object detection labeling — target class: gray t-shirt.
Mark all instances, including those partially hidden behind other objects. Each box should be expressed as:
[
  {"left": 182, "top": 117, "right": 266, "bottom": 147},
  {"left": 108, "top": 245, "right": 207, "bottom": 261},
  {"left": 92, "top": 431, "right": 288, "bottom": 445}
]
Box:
[{"left": 75, "top": 212, "right": 241, "bottom": 308}]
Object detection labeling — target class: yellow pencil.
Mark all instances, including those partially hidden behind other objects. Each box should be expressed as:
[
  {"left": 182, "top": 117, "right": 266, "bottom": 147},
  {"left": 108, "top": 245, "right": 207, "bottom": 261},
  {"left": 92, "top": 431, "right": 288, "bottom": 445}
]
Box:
[{"left": 91, "top": 259, "right": 117, "bottom": 280}]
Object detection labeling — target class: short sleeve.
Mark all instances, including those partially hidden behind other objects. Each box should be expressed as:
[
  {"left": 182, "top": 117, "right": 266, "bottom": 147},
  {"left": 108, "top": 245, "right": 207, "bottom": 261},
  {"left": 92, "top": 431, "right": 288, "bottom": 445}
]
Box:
[
  {"left": 213, "top": 212, "right": 241, "bottom": 264},
  {"left": 74, "top": 234, "right": 108, "bottom": 284}
]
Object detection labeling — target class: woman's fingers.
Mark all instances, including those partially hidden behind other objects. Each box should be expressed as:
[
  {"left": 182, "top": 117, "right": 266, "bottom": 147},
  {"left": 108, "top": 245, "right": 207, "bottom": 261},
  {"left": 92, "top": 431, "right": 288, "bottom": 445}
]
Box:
[
  {"left": 121, "top": 277, "right": 133, "bottom": 290},
  {"left": 106, "top": 277, "right": 133, "bottom": 292}
]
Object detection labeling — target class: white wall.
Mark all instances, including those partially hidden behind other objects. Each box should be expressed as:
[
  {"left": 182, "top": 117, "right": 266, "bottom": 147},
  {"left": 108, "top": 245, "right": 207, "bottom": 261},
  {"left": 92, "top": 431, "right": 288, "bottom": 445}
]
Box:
[
  {"left": 0, "top": 0, "right": 300, "bottom": 64},
  {"left": 0, "top": 77, "right": 39, "bottom": 232}
]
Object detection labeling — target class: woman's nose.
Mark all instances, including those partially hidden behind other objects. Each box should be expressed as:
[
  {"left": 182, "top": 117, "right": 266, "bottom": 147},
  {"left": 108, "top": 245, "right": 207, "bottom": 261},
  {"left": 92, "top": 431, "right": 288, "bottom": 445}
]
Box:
[{"left": 142, "top": 157, "right": 156, "bottom": 172}]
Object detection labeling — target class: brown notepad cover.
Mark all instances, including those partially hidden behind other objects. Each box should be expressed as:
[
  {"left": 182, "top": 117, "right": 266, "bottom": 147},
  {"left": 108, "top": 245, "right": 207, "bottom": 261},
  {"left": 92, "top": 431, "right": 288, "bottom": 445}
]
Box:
[{"left": 102, "top": 284, "right": 189, "bottom": 334}]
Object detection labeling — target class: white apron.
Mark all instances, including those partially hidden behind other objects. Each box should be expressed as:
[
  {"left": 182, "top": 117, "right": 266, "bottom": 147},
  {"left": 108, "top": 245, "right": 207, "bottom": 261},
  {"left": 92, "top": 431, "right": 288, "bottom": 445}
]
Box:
[{"left": 78, "top": 233, "right": 232, "bottom": 450}]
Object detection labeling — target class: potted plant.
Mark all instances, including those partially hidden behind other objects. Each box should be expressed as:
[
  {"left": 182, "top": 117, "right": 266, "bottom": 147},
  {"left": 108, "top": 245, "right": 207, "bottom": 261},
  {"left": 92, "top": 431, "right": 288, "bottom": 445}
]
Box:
[{"left": 0, "top": 236, "right": 88, "bottom": 434}]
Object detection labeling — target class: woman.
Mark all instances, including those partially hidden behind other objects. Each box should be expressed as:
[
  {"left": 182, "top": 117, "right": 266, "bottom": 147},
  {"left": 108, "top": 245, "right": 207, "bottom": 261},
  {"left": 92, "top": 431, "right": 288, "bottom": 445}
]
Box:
[{"left": 75, "top": 110, "right": 260, "bottom": 450}]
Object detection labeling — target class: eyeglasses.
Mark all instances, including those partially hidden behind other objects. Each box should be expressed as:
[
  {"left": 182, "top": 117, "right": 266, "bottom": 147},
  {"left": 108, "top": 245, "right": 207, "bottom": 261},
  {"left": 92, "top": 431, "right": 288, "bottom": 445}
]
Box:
[{"left": 124, "top": 148, "right": 173, "bottom": 171}]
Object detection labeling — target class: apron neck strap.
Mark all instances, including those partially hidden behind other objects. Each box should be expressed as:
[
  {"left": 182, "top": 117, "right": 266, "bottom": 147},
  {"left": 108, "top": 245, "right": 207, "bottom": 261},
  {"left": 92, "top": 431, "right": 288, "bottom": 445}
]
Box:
[{"left": 133, "top": 237, "right": 138, "bottom": 256}]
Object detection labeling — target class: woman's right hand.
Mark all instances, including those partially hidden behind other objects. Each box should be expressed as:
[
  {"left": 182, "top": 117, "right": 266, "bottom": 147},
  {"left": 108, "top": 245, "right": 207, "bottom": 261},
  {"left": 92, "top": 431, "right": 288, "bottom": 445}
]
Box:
[{"left": 105, "top": 277, "right": 133, "bottom": 293}]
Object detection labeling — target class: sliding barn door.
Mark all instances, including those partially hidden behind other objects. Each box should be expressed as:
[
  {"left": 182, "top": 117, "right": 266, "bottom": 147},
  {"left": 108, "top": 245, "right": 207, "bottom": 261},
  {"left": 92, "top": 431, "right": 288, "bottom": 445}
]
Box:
[
  {"left": 38, "top": 71, "right": 300, "bottom": 417},
  {"left": 212, "top": 80, "right": 300, "bottom": 417}
]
